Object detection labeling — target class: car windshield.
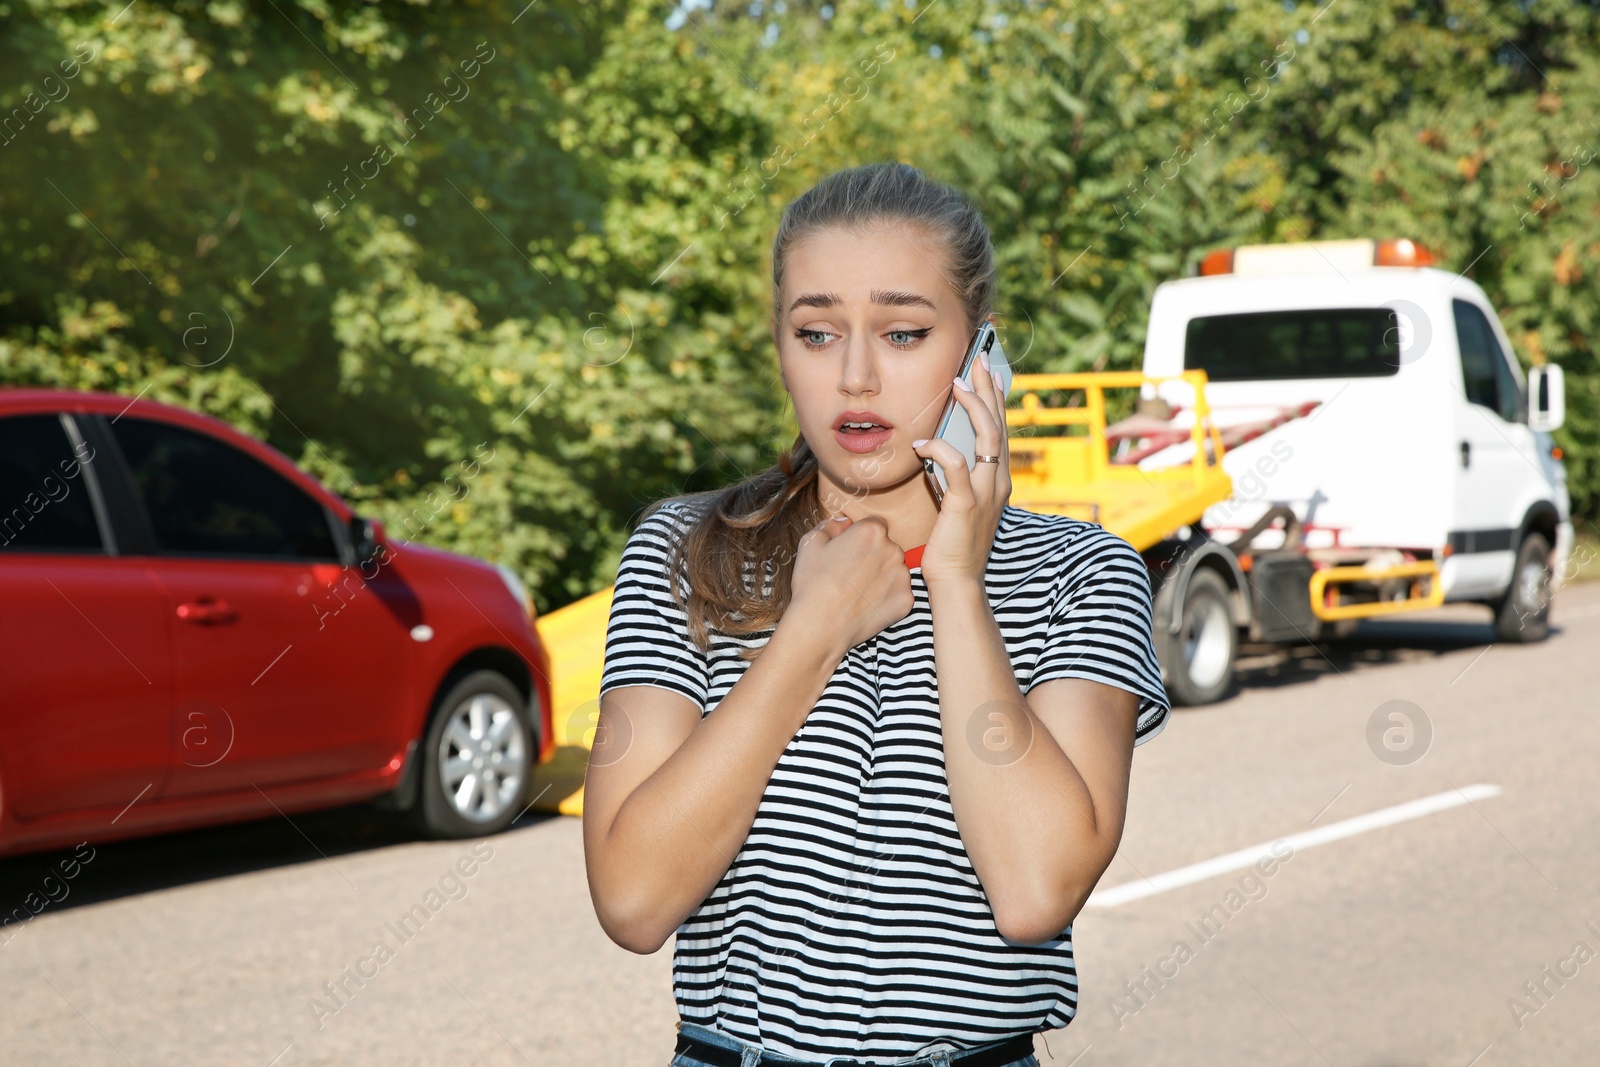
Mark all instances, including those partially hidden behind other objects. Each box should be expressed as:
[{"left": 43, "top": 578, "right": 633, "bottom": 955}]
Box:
[{"left": 1184, "top": 307, "right": 1401, "bottom": 381}]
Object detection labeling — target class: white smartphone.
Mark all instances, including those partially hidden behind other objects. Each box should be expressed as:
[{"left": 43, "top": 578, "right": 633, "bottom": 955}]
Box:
[{"left": 923, "top": 319, "right": 1012, "bottom": 509}]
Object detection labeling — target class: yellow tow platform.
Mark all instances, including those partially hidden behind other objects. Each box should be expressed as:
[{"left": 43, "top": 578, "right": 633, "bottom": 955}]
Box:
[{"left": 1003, "top": 370, "right": 1233, "bottom": 552}]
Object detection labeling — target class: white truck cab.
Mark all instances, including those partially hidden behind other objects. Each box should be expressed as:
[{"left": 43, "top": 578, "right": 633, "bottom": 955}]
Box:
[{"left": 1136, "top": 238, "right": 1569, "bottom": 683}]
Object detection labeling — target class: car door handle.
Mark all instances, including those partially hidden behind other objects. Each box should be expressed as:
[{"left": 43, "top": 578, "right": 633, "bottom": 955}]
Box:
[
  {"left": 176, "top": 598, "right": 239, "bottom": 625},
  {"left": 1459, "top": 440, "right": 1471, "bottom": 469}
]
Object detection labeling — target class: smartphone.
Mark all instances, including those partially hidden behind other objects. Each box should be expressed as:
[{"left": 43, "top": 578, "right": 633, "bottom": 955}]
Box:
[{"left": 923, "top": 319, "right": 1012, "bottom": 509}]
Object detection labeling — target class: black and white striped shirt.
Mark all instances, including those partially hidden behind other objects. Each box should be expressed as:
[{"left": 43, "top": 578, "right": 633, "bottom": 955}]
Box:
[{"left": 599, "top": 498, "right": 1170, "bottom": 1059}]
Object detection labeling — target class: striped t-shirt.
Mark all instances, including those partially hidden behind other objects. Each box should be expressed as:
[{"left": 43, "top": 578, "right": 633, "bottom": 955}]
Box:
[{"left": 598, "top": 498, "right": 1171, "bottom": 1060}]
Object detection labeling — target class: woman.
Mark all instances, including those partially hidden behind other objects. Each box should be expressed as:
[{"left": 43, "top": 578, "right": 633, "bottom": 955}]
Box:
[{"left": 583, "top": 162, "right": 1171, "bottom": 1067}]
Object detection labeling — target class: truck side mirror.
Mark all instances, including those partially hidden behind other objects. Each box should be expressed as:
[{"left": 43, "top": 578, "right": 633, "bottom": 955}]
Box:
[{"left": 1527, "top": 364, "right": 1565, "bottom": 432}]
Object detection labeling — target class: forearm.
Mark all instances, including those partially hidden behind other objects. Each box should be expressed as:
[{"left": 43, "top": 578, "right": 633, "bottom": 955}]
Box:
[
  {"left": 927, "top": 577, "right": 1111, "bottom": 940},
  {"left": 601, "top": 612, "right": 846, "bottom": 951}
]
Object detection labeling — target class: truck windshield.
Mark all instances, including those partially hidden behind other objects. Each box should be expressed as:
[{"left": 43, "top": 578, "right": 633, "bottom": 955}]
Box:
[{"left": 1184, "top": 307, "right": 1401, "bottom": 381}]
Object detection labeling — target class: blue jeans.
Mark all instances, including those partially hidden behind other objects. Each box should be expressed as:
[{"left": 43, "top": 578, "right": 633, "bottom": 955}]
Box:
[{"left": 670, "top": 1021, "right": 1042, "bottom": 1067}]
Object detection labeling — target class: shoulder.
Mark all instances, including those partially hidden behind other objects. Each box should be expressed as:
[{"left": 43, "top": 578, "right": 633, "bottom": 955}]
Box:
[
  {"left": 997, "top": 504, "right": 1119, "bottom": 561},
  {"left": 627, "top": 495, "right": 712, "bottom": 555},
  {"left": 999, "top": 506, "right": 1148, "bottom": 591}
]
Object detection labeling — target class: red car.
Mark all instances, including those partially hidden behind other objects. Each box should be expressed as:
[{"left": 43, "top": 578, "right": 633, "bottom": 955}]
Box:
[{"left": 0, "top": 389, "right": 554, "bottom": 860}]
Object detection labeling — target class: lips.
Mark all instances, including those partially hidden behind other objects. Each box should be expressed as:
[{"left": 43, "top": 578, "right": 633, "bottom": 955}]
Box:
[
  {"left": 831, "top": 410, "right": 894, "bottom": 454},
  {"left": 833, "top": 410, "right": 894, "bottom": 433}
]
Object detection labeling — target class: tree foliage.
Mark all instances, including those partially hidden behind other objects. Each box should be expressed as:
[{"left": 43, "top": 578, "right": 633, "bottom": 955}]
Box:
[{"left": 3, "top": 0, "right": 1596, "bottom": 613}]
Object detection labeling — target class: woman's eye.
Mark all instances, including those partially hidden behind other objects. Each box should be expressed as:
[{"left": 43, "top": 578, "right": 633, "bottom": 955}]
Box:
[{"left": 793, "top": 327, "right": 929, "bottom": 349}]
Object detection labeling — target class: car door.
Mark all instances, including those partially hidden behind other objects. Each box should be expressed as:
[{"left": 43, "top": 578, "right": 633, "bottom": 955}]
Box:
[
  {"left": 1449, "top": 298, "right": 1532, "bottom": 598},
  {"left": 0, "top": 411, "right": 174, "bottom": 823},
  {"left": 97, "top": 413, "right": 413, "bottom": 798}
]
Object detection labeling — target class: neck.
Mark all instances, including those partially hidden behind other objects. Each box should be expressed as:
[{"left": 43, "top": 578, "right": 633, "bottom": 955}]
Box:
[{"left": 815, "top": 468, "right": 940, "bottom": 549}]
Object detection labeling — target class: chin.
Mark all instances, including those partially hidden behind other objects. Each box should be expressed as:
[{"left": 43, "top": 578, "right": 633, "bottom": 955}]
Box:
[{"left": 820, "top": 454, "right": 922, "bottom": 497}]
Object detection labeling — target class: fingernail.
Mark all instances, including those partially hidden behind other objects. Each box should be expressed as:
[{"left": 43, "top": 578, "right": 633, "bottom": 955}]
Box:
[
  {"left": 953, "top": 376, "right": 974, "bottom": 392},
  {"left": 832, "top": 515, "right": 849, "bottom": 522},
  {"left": 911, "top": 438, "right": 928, "bottom": 447}
]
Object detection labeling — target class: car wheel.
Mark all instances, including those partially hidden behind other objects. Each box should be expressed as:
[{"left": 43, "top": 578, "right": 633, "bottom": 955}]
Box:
[
  {"left": 1158, "top": 569, "right": 1237, "bottom": 707},
  {"left": 410, "top": 670, "right": 534, "bottom": 839},
  {"left": 1491, "top": 532, "right": 1553, "bottom": 643}
]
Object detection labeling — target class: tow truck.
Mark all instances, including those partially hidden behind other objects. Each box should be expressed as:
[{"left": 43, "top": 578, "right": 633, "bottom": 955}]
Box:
[{"left": 1007, "top": 237, "right": 1570, "bottom": 705}]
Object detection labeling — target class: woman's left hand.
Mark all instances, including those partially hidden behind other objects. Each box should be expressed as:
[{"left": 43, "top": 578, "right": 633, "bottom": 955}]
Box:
[{"left": 911, "top": 352, "right": 1011, "bottom": 587}]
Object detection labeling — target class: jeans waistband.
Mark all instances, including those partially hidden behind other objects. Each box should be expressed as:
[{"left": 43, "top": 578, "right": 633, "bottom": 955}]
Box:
[{"left": 673, "top": 1021, "right": 1036, "bottom": 1067}]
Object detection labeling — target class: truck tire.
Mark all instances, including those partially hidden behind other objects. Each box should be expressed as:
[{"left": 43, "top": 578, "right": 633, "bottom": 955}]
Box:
[
  {"left": 1491, "top": 532, "right": 1553, "bottom": 643},
  {"left": 410, "top": 669, "right": 535, "bottom": 840},
  {"left": 1158, "top": 569, "right": 1237, "bottom": 706}
]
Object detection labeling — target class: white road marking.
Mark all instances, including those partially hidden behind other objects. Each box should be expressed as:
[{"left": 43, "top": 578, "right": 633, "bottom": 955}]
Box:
[{"left": 1087, "top": 783, "right": 1503, "bottom": 907}]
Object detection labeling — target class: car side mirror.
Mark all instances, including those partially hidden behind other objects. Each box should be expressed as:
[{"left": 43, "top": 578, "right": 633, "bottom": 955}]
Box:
[
  {"left": 348, "top": 515, "right": 384, "bottom": 567},
  {"left": 1528, "top": 364, "right": 1565, "bottom": 433}
]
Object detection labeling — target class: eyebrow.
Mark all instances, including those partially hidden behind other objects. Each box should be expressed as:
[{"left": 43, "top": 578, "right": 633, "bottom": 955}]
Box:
[{"left": 787, "top": 289, "right": 938, "bottom": 315}]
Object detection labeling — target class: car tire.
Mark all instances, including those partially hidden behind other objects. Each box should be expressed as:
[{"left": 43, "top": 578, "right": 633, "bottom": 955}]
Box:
[
  {"left": 1491, "top": 532, "right": 1553, "bottom": 643},
  {"left": 1156, "top": 569, "right": 1237, "bottom": 707},
  {"left": 409, "top": 669, "right": 535, "bottom": 840}
]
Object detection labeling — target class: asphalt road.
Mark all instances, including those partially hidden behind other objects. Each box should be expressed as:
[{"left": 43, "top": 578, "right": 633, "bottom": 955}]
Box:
[{"left": 3, "top": 581, "right": 1597, "bottom": 1066}]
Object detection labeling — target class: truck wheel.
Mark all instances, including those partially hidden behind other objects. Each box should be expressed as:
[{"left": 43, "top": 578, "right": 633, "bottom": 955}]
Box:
[
  {"left": 1492, "top": 532, "right": 1553, "bottom": 643},
  {"left": 410, "top": 670, "right": 534, "bottom": 840},
  {"left": 1159, "top": 569, "right": 1237, "bottom": 706}
]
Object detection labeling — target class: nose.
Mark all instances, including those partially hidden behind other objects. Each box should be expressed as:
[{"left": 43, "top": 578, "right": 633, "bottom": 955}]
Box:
[{"left": 837, "top": 332, "right": 879, "bottom": 396}]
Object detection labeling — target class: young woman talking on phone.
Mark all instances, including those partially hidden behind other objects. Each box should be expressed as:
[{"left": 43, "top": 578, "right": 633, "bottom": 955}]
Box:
[{"left": 583, "top": 162, "right": 1170, "bottom": 1067}]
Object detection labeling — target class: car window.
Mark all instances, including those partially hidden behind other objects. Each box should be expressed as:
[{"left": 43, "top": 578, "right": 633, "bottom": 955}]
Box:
[
  {"left": 110, "top": 417, "right": 338, "bottom": 560},
  {"left": 1184, "top": 308, "right": 1402, "bottom": 381},
  {"left": 0, "top": 413, "right": 105, "bottom": 553},
  {"left": 1453, "top": 299, "right": 1522, "bottom": 424}
]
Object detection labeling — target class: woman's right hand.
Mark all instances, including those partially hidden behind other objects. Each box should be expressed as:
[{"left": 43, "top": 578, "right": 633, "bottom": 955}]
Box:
[{"left": 786, "top": 514, "right": 915, "bottom": 659}]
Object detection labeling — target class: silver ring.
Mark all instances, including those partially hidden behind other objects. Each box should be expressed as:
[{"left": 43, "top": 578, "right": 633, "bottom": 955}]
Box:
[{"left": 975, "top": 454, "right": 1001, "bottom": 464}]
